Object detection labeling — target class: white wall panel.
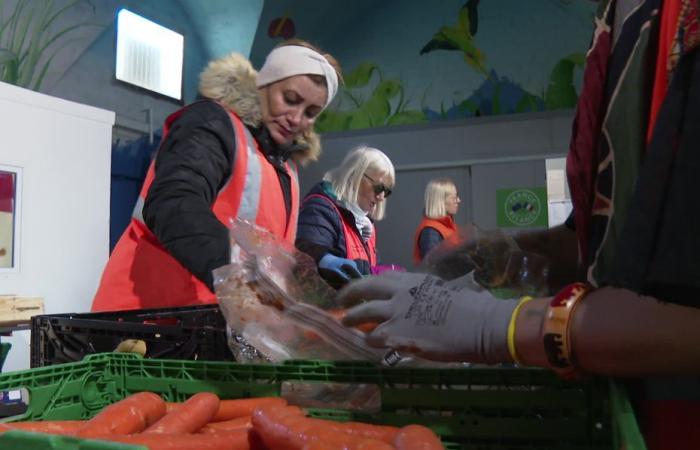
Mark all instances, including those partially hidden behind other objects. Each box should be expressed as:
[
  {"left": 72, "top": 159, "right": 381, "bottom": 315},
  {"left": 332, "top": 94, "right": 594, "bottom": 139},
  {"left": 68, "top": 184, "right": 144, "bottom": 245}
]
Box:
[{"left": 0, "top": 82, "right": 114, "bottom": 372}]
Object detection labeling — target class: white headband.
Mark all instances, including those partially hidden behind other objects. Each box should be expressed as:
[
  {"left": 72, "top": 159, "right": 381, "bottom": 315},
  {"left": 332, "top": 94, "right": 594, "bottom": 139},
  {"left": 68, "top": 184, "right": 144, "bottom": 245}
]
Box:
[{"left": 256, "top": 45, "right": 339, "bottom": 109}]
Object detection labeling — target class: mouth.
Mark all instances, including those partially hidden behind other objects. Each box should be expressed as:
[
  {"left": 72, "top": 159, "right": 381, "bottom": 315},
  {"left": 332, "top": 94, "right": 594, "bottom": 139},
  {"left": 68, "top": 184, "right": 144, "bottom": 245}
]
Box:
[{"left": 276, "top": 123, "right": 294, "bottom": 139}]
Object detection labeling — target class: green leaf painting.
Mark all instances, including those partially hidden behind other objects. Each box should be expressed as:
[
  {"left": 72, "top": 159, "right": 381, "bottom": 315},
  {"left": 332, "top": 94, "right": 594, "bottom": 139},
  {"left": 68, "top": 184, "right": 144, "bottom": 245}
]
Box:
[
  {"left": 316, "top": 0, "right": 585, "bottom": 132},
  {"left": 316, "top": 64, "right": 426, "bottom": 133},
  {"left": 420, "top": 0, "right": 487, "bottom": 75},
  {"left": 344, "top": 62, "right": 379, "bottom": 88},
  {"left": 545, "top": 53, "right": 585, "bottom": 110}
]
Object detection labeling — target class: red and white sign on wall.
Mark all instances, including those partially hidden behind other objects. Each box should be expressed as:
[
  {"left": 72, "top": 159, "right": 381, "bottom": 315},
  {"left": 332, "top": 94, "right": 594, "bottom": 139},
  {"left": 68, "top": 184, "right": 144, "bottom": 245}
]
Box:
[{"left": 0, "top": 167, "right": 20, "bottom": 270}]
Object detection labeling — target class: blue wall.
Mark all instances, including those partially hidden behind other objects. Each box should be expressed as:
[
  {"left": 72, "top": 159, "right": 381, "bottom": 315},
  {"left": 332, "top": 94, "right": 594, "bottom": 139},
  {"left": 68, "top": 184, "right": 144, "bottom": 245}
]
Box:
[{"left": 250, "top": 0, "right": 597, "bottom": 131}]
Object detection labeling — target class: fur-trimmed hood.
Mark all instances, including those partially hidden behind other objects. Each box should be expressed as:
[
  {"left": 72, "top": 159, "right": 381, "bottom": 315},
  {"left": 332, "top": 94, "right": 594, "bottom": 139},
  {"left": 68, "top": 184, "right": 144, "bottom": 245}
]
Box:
[{"left": 198, "top": 53, "right": 321, "bottom": 165}]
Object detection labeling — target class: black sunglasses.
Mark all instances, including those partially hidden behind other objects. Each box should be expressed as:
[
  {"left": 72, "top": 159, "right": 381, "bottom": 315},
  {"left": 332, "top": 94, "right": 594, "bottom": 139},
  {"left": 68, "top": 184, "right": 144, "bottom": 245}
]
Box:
[{"left": 363, "top": 174, "right": 392, "bottom": 197}]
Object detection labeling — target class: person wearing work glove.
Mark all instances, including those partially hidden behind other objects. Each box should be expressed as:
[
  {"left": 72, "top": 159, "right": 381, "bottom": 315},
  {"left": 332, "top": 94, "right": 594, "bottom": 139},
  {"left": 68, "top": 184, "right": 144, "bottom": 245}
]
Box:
[
  {"left": 296, "top": 146, "right": 396, "bottom": 289},
  {"left": 337, "top": 271, "right": 516, "bottom": 363}
]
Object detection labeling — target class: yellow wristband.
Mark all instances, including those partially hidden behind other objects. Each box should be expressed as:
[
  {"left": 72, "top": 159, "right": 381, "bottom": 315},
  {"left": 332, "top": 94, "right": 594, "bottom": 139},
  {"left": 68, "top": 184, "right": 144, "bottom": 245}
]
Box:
[{"left": 507, "top": 296, "right": 534, "bottom": 366}]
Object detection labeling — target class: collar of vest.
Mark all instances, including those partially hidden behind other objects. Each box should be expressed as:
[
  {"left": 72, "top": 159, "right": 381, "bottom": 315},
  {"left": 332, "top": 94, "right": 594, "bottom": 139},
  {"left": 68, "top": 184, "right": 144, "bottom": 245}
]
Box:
[
  {"left": 426, "top": 214, "right": 457, "bottom": 231},
  {"left": 307, "top": 182, "right": 372, "bottom": 228}
]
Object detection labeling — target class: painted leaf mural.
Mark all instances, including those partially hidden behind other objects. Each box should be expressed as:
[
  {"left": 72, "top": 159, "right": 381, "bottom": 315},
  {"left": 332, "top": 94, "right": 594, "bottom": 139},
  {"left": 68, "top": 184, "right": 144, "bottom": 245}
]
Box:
[
  {"left": 344, "top": 62, "right": 379, "bottom": 88},
  {"left": 420, "top": 0, "right": 487, "bottom": 75},
  {"left": 254, "top": 0, "right": 597, "bottom": 132},
  {"left": 545, "top": 53, "right": 586, "bottom": 109},
  {"left": 315, "top": 64, "right": 426, "bottom": 133}
]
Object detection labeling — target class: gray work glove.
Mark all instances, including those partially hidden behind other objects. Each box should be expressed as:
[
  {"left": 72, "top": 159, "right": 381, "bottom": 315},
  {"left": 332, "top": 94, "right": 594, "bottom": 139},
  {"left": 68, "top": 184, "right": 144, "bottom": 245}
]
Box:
[{"left": 337, "top": 272, "right": 517, "bottom": 364}]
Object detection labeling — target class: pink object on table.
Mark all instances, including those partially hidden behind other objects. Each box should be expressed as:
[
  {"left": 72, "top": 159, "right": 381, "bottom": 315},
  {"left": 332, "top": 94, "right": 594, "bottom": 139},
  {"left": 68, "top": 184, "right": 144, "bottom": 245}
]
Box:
[{"left": 371, "top": 264, "right": 406, "bottom": 275}]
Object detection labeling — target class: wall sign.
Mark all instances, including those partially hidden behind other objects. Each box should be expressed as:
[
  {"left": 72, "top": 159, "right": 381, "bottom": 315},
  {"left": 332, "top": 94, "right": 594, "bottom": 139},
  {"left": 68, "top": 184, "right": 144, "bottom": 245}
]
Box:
[
  {"left": 0, "top": 165, "right": 22, "bottom": 271},
  {"left": 497, "top": 187, "right": 548, "bottom": 228}
]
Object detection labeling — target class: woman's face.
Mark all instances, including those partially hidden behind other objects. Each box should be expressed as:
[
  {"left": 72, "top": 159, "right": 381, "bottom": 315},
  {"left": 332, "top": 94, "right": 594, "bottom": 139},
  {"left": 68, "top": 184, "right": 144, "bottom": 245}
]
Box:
[
  {"left": 259, "top": 75, "right": 328, "bottom": 146},
  {"left": 445, "top": 188, "right": 460, "bottom": 215},
  {"left": 358, "top": 171, "right": 392, "bottom": 215}
]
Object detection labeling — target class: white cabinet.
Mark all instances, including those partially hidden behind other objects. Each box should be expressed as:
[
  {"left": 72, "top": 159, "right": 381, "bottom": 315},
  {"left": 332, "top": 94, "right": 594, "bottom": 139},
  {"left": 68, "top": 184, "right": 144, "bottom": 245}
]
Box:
[{"left": 0, "top": 82, "right": 114, "bottom": 372}]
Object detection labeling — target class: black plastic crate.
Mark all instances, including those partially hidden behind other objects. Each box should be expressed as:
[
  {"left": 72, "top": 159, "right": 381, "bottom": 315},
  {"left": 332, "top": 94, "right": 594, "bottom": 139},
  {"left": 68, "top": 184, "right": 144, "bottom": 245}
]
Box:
[{"left": 30, "top": 305, "right": 231, "bottom": 368}]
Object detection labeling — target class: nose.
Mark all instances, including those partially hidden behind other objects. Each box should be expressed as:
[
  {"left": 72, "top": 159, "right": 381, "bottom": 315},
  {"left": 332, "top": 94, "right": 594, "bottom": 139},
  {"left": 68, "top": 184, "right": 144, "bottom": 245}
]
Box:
[
  {"left": 288, "top": 107, "right": 303, "bottom": 128},
  {"left": 376, "top": 191, "right": 386, "bottom": 201}
]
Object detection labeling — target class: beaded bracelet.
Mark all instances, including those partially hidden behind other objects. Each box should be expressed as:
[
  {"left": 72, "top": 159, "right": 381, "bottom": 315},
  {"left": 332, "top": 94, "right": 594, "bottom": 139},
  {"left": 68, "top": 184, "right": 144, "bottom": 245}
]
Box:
[{"left": 542, "top": 282, "right": 592, "bottom": 379}]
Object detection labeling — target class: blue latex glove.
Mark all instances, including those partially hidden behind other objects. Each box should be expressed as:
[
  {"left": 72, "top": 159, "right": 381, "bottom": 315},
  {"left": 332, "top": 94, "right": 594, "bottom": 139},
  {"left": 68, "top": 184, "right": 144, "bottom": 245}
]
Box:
[{"left": 318, "top": 253, "right": 363, "bottom": 283}]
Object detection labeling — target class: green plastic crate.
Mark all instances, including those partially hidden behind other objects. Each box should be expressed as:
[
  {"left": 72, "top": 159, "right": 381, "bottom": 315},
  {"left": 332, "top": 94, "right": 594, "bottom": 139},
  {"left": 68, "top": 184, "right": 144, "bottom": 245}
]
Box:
[{"left": 0, "top": 353, "right": 645, "bottom": 449}]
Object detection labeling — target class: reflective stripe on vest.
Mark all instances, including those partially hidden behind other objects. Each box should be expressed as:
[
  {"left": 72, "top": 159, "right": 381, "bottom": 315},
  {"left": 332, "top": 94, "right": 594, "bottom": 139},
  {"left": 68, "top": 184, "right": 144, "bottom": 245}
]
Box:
[
  {"left": 131, "top": 106, "right": 298, "bottom": 242},
  {"left": 237, "top": 124, "right": 262, "bottom": 222},
  {"left": 91, "top": 102, "right": 298, "bottom": 312}
]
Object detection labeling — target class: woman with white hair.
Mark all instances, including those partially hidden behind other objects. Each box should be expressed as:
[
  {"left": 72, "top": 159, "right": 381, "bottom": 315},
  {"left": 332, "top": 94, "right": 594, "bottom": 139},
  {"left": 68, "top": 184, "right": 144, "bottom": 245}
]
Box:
[
  {"left": 92, "top": 39, "right": 342, "bottom": 312},
  {"left": 413, "top": 178, "right": 461, "bottom": 265},
  {"left": 296, "top": 146, "right": 395, "bottom": 289}
]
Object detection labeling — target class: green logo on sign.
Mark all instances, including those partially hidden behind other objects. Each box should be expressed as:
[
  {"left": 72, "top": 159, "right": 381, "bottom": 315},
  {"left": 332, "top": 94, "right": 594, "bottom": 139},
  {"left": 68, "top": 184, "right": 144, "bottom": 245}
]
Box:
[
  {"left": 497, "top": 187, "right": 547, "bottom": 228},
  {"left": 504, "top": 189, "right": 541, "bottom": 226}
]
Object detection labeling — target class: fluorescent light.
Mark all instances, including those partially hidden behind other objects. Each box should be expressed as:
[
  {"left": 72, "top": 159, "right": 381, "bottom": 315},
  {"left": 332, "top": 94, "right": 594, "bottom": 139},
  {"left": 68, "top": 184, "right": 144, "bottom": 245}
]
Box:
[{"left": 116, "top": 9, "right": 184, "bottom": 100}]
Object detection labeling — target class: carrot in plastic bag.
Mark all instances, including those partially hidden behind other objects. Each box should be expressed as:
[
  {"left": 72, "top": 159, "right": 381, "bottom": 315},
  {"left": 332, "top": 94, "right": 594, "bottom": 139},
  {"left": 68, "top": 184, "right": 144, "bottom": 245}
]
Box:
[
  {"left": 145, "top": 392, "right": 220, "bottom": 434},
  {"left": 393, "top": 425, "right": 443, "bottom": 450},
  {"left": 77, "top": 392, "right": 166, "bottom": 437}
]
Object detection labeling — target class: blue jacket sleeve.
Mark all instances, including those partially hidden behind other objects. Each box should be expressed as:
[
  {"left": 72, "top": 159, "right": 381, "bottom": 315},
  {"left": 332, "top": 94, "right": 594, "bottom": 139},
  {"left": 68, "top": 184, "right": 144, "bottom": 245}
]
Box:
[
  {"left": 418, "top": 227, "right": 444, "bottom": 260},
  {"left": 295, "top": 196, "right": 343, "bottom": 263}
]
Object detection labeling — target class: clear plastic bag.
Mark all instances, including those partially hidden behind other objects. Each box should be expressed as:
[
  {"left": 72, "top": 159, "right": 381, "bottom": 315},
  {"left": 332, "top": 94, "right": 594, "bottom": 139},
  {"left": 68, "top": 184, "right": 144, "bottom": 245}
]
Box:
[
  {"left": 213, "top": 220, "right": 409, "bottom": 365},
  {"left": 419, "top": 223, "right": 549, "bottom": 298}
]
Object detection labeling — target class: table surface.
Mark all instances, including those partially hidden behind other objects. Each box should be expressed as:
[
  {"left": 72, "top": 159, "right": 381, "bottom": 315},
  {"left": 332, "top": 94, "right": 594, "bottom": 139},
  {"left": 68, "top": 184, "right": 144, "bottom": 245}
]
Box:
[{"left": 0, "top": 323, "right": 31, "bottom": 336}]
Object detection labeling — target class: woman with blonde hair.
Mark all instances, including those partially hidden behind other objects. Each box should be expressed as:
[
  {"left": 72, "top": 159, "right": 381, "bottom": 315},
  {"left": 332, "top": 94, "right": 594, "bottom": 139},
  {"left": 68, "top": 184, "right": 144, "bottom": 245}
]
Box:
[
  {"left": 296, "top": 146, "right": 395, "bottom": 288},
  {"left": 92, "top": 39, "right": 342, "bottom": 311},
  {"left": 413, "top": 178, "right": 461, "bottom": 264}
]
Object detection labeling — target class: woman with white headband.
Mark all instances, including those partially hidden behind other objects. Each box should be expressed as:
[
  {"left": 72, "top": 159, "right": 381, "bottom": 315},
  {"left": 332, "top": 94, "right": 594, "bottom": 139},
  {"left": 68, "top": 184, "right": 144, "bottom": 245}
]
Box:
[{"left": 92, "top": 40, "right": 342, "bottom": 312}]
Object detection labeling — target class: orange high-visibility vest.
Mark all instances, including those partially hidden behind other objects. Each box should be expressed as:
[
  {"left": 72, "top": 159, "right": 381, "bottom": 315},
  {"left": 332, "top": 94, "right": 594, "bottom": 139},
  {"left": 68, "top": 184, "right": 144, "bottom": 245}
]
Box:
[
  {"left": 412, "top": 215, "right": 457, "bottom": 265},
  {"left": 304, "top": 194, "right": 377, "bottom": 269},
  {"left": 91, "top": 104, "right": 299, "bottom": 312}
]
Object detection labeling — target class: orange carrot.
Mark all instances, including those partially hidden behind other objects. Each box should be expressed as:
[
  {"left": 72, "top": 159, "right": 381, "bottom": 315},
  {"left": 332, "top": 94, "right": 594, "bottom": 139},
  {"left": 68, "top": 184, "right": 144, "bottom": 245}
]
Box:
[
  {"left": 144, "top": 392, "right": 219, "bottom": 434},
  {"left": 329, "top": 309, "right": 379, "bottom": 333},
  {"left": 393, "top": 424, "right": 443, "bottom": 450},
  {"left": 199, "top": 416, "right": 252, "bottom": 434},
  {"left": 305, "top": 430, "right": 394, "bottom": 450},
  {"left": 212, "top": 397, "right": 288, "bottom": 422},
  {"left": 251, "top": 405, "right": 393, "bottom": 450},
  {"left": 165, "top": 402, "right": 179, "bottom": 414},
  {"left": 5, "top": 420, "right": 86, "bottom": 435},
  {"left": 77, "top": 392, "right": 166, "bottom": 437},
  {"left": 302, "top": 442, "right": 338, "bottom": 450},
  {"left": 95, "top": 431, "right": 250, "bottom": 450},
  {"left": 326, "top": 420, "right": 399, "bottom": 443},
  {"left": 250, "top": 405, "right": 310, "bottom": 450}
]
